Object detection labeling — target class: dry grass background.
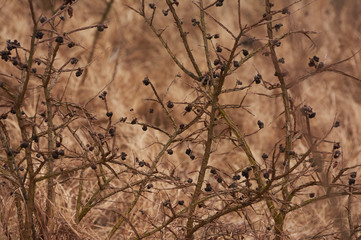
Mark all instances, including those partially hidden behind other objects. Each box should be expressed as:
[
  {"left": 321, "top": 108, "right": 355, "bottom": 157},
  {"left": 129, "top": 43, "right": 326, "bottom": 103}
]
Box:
[{"left": 0, "top": 0, "right": 361, "bottom": 239}]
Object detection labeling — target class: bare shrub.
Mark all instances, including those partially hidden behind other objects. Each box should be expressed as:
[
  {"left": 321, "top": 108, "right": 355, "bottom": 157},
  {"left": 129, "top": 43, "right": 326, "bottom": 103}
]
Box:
[{"left": 0, "top": 0, "right": 360, "bottom": 239}]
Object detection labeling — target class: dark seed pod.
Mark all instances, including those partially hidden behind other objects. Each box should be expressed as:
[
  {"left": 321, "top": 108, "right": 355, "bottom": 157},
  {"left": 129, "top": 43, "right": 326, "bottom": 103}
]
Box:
[
  {"left": 349, "top": 178, "right": 355, "bottom": 185},
  {"left": 40, "top": 16, "right": 47, "bottom": 23},
  {"left": 35, "top": 31, "right": 44, "bottom": 39},
  {"left": 242, "top": 49, "right": 249, "bottom": 56},
  {"left": 142, "top": 125, "right": 147, "bottom": 131},
  {"left": 263, "top": 172, "right": 270, "bottom": 179},
  {"left": 233, "top": 175, "right": 240, "bottom": 180},
  {"left": 106, "top": 112, "right": 113, "bottom": 118},
  {"left": 257, "top": 120, "right": 264, "bottom": 129},
  {"left": 350, "top": 172, "right": 357, "bottom": 179},
  {"left": 178, "top": 200, "right": 184, "bottom": 205},
  {"left": 241, "top": 170, "right": 249, "bottom": 179},
  {"left": 262, "top": 153, "right": 268, "bottom": 160},
  {"left": 55, "top": 36, "right": 63, "bottom": 43},
  {"left": 75, "top": 68, "right": 83, "bottom": 77},
  {"left": 68, "top": 42, "right": 75, "bottom": 48},
  {"left": 20, "top": 142, "right": 29, "bottom": 148},
  {"left": 204, "top": 183, "right": 212, "bottom": 192},
  {"left": 167, "top": 149, "right": 173, "bottom": 155},
  {"left": 210, "top": 169, "right": 217, "bottom": 174},
  {"left": 309, "top": 193, "right": 315, "bottom": 198},
  {"left": 167, "top": 101, "right": 174, "bottom": 108},
  {"left": 143, "top": 77, "right": 150, "bottom": 86}
]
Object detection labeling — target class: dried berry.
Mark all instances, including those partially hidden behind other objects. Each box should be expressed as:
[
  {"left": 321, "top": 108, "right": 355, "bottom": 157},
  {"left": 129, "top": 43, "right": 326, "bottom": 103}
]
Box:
[
  {"left": 216, "top": 46, "right": 222, "bottom": 52},
  {"left": 333, "top": 121, "right": 340, "bottom": 127},
  {"left": 215, "top": 0, "right": 223, "bottom": 7},
  {"left": 178, "top": 200, "right": 184, "bottom": 205},
  {"left": 187, "top": 178, "right": 193, "bottom": 183},
  {"left": 121, "top": 152, "right": 127, "bottom": 160},
  {"left": 163, "top": 200, "right": 170, "bottom": 206},
  {"left": 233, "top": 60, "right": 240, "bottom": 68},
  {"left": 278, "top": 57, "right": 285, "bottom": 64},
  {"left": 149, "top": 3, "right": 156, "bottom": 9},
  {"left": 333, "top": 150, "right": 341, "bottom": 158},
  {"left": 241, "top": 170, "right": 249, "bottom": 179},
  {"left": 147, "top": 184, "right": 153, "bottom": 189},
  {"left": 162, "top": 9, "right": 169, "bottom": 16},
  {"left": 97, "top": 25, "right": 104, "bottom": 32},
  {"left": 109, "top": 128, "right": 115, "bottom": 136},
  {"left": 242, "top": 49, "right": 249, "bottom": 56},
  {"left": 333, "top": 142, "right": 340, "bottom": 149},
  {"left": 143, "top": 76, "right": 150, "bottom": 86},
  {"left": 106, "top": 111, "right": 113, "bottom": 118},
  {"left": 167, "top": 101, "right": 174, "bottom": 108},
  {"left": 349, "top": 178, "right": 355, "bottom": 185},
  {"left": 257, "top": 120, "right": 264, "bottom": 129},
  {"left": 204, "top": 183, "right": 212, "bottom": 192},
  {"left": 149, "top": 108, "right": 154, "bottom": 113},
  {"left": 185, "top": 148, "right": 192, "bottom": 155},
  {"left": 274, "top": 23, "right": 283, "bottom": 31},
  {"left": 19, "top": 166, "right": 24, "bottom": 171},
  {"left": 262, "top": 153, "right": 268, "bottom": 160},
  {"left": 32, "top": 68, "right": 37, "bottom": 73},
  {"left": 281, "top": 8, "right": 289, "bottom": 14},
  {"left": 52, "top": 151, "right": 59, "bottom": 159},
  {"left": 309, "top": 193, "right": 315, "bottom": 198},
  {"left": 236, "top": 80, "right": 242, "bottom": 85},
  {"left": 68, "top": 42, "right": 75, "bottom": 48},
  {"left": 89, "top": 146, "right": 94, "bottom": 151},
  {"left": 214, "top": 33, "right": 220, "bottom": 39},
  {"left": 98, "top": 133, "right": 104, "bottom": 140},
  {"left": 70, "top": 57, "right": 78, "bottom": 64},
  {"left": 190, "top": 155, "right": 195, "bottom": 160},
  {"left": 214, "top": 59, "right": 220, "bottom": 65},
  {"left": 20, "top": 142, "right": 29, "bottom": 148},
  {"left": 308, "top": 58, "right": 315, "bottom": 67},
  {"left": 167, "top": 149, "right": 173, "bottom": 155},
  {"left": 309, "top": 112, "right": 316, "bottom": 118},
  {"left": 191, "top": 18, "right": 200, "bottom": 26},
  {"left": 217, "top": 177, "right": 222, "bottom": 183},
  {"left": 35, "top": 31, "right": 44, "bottom": 39},
  {"left": 350, "top": 172, "right": 357, "bottom": 179},
  {"left": 228, "top": 182, "right": 237, "bottom": 188},
  {"left": 142, "top": 125, "right": 147, "bottom": 131},
  {"left": 55, "top": 36, "right": 63, "bottom": 43},
  {"left": 263, "top": 172, "right": 270, "bottom": 179},
  {"left": 131, "top": 118, "right": 137, "bottom": 124},
  {"left": 75, "top": 68, "right": 83, "bottom": 77},
  {"left": 233, "top": 174, "right": 240, "bottom": 180},
  {"left": 59, "top": 149, "right": 65, "bottom": 156},
  {"left": 313, "top": 56, "right": 319, "bottom": 62},
  {"left": 254, "top": 73, "right": 262, "bottom": 84},
  {"left": 91, "top": 165, "right": 97, "bottom": 170},
  {"left": 210, "top": 169, "right": 217, "bottom": 174},
  {"left": 40, "top": 16, "right": 47, "bottom": 23},
  {"left": 246, "top": 166, "right": 252, "bottom": 172},
  {"left": 32, "top": 135, "right": 39, "bottom": 143},
  {"left": 56, "top": 141, "right": 61, "bottom": 148}
]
